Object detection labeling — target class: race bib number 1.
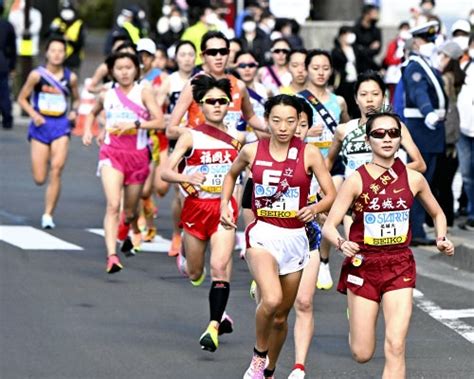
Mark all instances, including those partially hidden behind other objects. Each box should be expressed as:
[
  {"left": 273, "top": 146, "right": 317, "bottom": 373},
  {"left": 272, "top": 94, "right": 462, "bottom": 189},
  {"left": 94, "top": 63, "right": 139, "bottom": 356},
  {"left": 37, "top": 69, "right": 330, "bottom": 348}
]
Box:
[{"left": 363, "top": 209, "right": 410, "bottom": 245}]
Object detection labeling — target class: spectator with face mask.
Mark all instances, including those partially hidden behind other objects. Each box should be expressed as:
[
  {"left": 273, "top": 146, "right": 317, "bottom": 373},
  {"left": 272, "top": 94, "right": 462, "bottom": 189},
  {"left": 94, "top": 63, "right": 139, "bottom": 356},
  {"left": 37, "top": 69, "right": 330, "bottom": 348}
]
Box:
[
  {"left": 157, "top": 7, "right": 185, "bottom": 49},
  {"left": 332, "top": 26, "right": 362, "bottom": 118},
  {"left": 104, "top": 7, "right": 143, "bottom": 56},
  {"left": 353, "top": 4, "right": 382, "bottom": 72},
  {"left": 238, "top": 15, "right": 271, "bottom": 66},
  {"left": 451, "top": 19, "right": 471, "bottom": 55},
  {"left": 48, "top": 4, "right": 85, "bottom": 71}
]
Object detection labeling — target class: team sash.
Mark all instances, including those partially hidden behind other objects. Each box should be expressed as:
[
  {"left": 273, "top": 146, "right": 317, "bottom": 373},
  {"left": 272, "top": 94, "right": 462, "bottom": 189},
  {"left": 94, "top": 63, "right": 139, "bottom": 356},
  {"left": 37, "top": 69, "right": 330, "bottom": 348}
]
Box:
[{"left": 114, "top": 85, "right": 150, "bottom": 121}]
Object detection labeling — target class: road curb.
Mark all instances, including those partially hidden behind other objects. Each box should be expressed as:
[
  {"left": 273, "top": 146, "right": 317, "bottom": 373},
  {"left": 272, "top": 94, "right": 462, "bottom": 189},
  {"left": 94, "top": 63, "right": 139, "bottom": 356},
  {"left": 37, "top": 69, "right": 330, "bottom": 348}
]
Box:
[{"left": 432, "top": 243, "right": 474, "bottom": 273}]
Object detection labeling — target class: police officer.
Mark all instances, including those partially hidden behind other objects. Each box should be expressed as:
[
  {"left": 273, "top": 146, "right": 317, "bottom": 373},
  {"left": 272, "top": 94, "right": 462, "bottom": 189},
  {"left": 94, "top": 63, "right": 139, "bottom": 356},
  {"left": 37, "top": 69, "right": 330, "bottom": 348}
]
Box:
[{"left": 402, "top": 20, "right": 447, "bottom": 245}]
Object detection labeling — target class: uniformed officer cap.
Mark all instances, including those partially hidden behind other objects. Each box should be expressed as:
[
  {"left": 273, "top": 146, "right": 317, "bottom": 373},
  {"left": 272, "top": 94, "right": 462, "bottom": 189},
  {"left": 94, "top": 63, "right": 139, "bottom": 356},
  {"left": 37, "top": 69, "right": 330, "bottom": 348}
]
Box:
[{"left": 409, "top": 20, "right": 439, "bottom": 42}]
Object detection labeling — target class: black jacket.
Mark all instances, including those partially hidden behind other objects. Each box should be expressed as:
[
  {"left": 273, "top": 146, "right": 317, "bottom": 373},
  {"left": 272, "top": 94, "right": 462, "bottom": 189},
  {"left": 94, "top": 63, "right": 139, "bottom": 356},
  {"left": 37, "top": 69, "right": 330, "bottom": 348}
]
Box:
[
  {"left": 0, "top": 19, "right": 16, "bottom": 74},
  {"left": 353, "top": 18, "right": 382, "bottom": 72}
]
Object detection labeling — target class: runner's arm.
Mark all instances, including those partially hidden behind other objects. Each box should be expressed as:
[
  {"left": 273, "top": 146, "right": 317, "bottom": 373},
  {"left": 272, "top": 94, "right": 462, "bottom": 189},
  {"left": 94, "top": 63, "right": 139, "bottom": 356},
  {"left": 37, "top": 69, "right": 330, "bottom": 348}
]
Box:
[
  {"left": 82, "top": 93, "right": 104, "bottom": 146},
  {"left": 325, "top": 123, "right": 345, "bottom": 171},
  {"left": 160, "top": 131, "right": 204, "bottom": 185},
  {"left": 337, "top": 96, "right": 350, "bottom": 123},
  {"left": 68, "top": 72, "right": 80, "bottom": 119},
  {"left": 142, "top": 85, "right": 165, "bottom": 130},
  {"left": 86, "top": 63, "right": 108, "bottom": 93},
  {"left": 322, "top": 173, "right": 362, "bottom": 257},
  {"left": 400, "top": 122, "right": 426, "bottom": 173},
  {"left": 167, "top": 81, "right": 193, "bottom": 139},
  {"left": 240, "top": 84, "right": 268, "bottom": 133},
  {"left": 17, "top": 70, "right": 45, "bottom": 125}
]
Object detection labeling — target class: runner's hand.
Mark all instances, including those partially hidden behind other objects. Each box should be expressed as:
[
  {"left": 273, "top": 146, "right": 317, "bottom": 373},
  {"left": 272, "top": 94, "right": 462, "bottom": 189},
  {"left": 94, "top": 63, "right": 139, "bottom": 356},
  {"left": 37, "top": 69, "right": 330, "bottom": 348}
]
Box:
[
  {"left": 96, "top": 128, "right": 105, "bottom": 146},
  {"left": 297, "top": 206, "right": 316, "bottom": 223},
  {"left": 67, "top": 110, "right": 77, "bottom": 121},
  {"left": 306, "top": 123, "right": 323, "bottom": 137},
  {"left": 82, "top": 130, "right": 93, "bottom": 146},
  {"left": 436, "top": 239, "right": 454, "bottom": 256},
  {"left": 339, "top": 240, "right": 360, "bottom": 258},
  {"left": 187, "top": 172, "right": 205, "bottom": 186},
  {"left": 220, "top": 204, "right": 237, "bottom": 229},
  {"left": 32, "top": 113, "right": 46, "bottom": 126}
]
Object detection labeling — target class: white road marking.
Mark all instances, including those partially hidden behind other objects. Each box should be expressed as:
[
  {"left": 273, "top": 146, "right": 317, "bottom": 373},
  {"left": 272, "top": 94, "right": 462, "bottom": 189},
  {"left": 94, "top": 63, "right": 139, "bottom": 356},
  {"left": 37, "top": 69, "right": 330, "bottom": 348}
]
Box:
[
  {"left": 87, "top": 228, "right": 171, "bottom": 253},
  {"left": 413, "top": 289, "right": 474, "bottom": 344},
  {"left": 0, "top": 226, "right": 82, "bottom": 250}
]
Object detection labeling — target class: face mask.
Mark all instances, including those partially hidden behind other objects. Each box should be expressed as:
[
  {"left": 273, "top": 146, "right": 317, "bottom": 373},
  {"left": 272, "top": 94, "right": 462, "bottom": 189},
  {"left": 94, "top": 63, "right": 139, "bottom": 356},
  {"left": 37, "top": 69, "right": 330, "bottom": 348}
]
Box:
[
  {"left": 421, "top": 6, "right": 433, "bottom": 15},
  {"left": 205, "top": 12, "right": 219, "bottom": 26},
  {"left": 469, "top": 49, "right": 474, "bottom": 59},
  {"left": 266, "top": 19, "right": 275, "bottom": 30},
  {"left": 60, "top": 9, "right": 75, "bottom": 21},
  {"left": 370, "top": 18, "right": 378, "bottom": 27},
  {"left": 399, "top": 30, "right": 411, "bottom": 40},
  {"left": 452, "top": 36, "right": 469, "bottom": 52},
  {"left": 242, "top": 21, "right": 257, "bottom": 33},
  {"left": 162, "top": 5, "right": 172, "bottom": 16},
  {"left": 169, "top": 16, "right": 183, "bottom": 33},
  {"left": 470, "top": 15, "right": 474, "bottom": 25},
  {"left": 345, "top": 33, "right": 356, "bottom": 45},
  {"left": 419, "top": 42, "right": 436, "bottom": 58},
  {"left": 117, "top": 14, "right": 126, "bottom": 27}
]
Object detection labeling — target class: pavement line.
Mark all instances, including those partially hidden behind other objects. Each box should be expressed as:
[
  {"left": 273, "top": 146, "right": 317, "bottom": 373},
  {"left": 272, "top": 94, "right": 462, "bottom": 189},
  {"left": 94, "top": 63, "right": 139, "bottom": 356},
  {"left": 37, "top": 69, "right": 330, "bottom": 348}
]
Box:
[
  {"left": 0, "top": 226, "right": 83, "bottom": 250},
  {"left": 87, "top": 228, "right": 171, "bottom": 253},
  {"left": 413, "top": 289, "right": 474, "bottom": 344}
]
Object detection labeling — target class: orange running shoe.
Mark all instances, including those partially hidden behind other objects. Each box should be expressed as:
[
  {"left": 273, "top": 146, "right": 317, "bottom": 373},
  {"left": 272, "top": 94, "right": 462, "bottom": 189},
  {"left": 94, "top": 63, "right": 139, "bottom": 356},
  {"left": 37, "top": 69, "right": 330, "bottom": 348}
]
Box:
[
  {"left": 144, "top": 227, "right": 157, "bottom": 242},
  {"left": 168, "top": 232, "right": 182, "bottom": 257}
]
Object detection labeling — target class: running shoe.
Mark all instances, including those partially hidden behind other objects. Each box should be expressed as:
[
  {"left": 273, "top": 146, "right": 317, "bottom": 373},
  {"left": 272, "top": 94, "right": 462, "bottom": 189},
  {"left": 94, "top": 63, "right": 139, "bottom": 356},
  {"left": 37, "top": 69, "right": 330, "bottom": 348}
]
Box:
[
  {"left": 191, "top": 267, "right": 207, "bottom": 287},
  {"left": 117, "top": 214, "right": 130, "bottom": 241},
  {"left": 199, "top": 324, "right": 219, "bottom": 352},
  {"left": 106, "top": 255, "right": 123, "bottom": 274},
  {"left": 120, "top": 236, "right": 135, "bottom": 257},
  {"left": 243, "top": 353, "right": 267, "bottom": 379},
  {"left": 168, "top": 232, "right": 182, "bottom": 257},
  {"left": 176, "top": 249, "right": 188, "bottom": 277},
  {"left": 41, "top": 214, "right": 55, "bottom": 229},
  {"left": 317, "top": 262, "right": 333, "bottom": 290},
  {"left": 143, "top": 227, "right": 157, "bottom": 242},
  {"left": 218, "top": 312, "right": 234, "bottom": 335},
  {"left": 249, "top": 280, "right": 257, "bottom": 300},
  {"left": 288, "top": 368, "right": 305, "bottom": 379},
  {"left": 131, "top": 232, "right": 142, "bottom": 254}
]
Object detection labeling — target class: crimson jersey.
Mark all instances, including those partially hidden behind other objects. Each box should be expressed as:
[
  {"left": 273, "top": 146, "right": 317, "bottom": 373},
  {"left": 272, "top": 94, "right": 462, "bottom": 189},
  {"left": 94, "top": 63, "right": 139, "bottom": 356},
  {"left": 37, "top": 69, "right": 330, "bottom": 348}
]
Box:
[
  {"left": 251, "top": 137, "right": 311, "bottom": 228},
  {"left": 349, "top": 160, "right": 414, "bottom": 252}
]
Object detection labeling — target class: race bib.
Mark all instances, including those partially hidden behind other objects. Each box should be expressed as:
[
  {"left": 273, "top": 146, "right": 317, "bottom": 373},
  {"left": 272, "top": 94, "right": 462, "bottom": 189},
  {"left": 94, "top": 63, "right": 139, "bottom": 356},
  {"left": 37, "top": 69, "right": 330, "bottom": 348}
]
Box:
[
  {"left": 105, "top": 109, "right": 137, "bottom": 135},
  {"left": 363, "top": 209, "right": 410, "bottom": 245},
  {"left": 223, "top": 111, "right": 242, "bottom": 129},
  {"left": 38, "top": 92, "right": 67, "bottom": 116},
  {"left": 255, "top": 184, "right": 300, "bottom": 218},
  {"left": 199, "top": 164, "right": 231, "bottom": 193}
]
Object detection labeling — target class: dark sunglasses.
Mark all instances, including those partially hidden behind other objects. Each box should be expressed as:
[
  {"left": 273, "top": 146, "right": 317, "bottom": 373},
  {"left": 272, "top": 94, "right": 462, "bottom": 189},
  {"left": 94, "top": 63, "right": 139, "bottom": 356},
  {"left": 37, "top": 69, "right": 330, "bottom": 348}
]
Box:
[
  {"left": 200, "top": 97, "right": 230, "bottom": 106},
  {"left": 236, "top": 62, "right": 258, "bottom": 69},
  {"left": 203, "top": 48, "right": 229, "bottom": 56},
  {"left": 272, "top": 48, "right": 290, "bottom": 54},
  {"left": 369, "top": 128, "right": 401, "bottom": 139}
]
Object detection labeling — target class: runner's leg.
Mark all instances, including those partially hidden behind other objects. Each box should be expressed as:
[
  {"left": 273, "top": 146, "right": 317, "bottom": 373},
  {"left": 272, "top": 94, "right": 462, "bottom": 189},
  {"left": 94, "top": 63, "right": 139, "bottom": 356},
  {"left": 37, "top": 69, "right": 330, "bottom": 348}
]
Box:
[{"left": 44, "top": 136, "right": 69, "bottom": 215}]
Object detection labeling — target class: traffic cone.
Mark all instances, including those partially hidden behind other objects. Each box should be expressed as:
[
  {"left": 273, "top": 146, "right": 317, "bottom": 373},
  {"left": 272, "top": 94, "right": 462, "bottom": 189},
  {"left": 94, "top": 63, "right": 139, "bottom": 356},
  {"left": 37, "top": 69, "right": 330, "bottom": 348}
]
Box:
[{"left": 73, "top": 78, "right": 99, "bottom": 137}]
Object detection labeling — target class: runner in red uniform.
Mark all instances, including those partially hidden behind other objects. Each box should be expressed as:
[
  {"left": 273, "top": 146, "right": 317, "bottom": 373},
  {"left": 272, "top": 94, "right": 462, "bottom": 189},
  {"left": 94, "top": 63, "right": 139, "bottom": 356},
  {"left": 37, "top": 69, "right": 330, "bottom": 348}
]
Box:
[
  {"left": 220, "top": 95, "right": 336, "bottom": 379},
  {"left": 323, "top": 111, "right": 454, "bottom": 378},
  {"left": 161, "top": 75, "right": 245, "bottom": 353}
]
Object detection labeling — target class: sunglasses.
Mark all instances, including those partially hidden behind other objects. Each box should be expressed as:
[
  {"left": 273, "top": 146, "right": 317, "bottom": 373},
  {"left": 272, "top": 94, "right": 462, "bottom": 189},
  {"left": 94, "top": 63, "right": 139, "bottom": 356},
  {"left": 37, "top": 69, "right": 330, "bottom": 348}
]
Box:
[
  {"left": 272, "top": 48, "right": 290, "bottom": 55},
  {"left": 203, "top": 48, "right": 229, "bottom": 56},
  {"left": 200, "top": 96, "right": 230, "bottom": 106},
  {"left": 236, "top": 62, "right": 258, "bottom": 69},
  {"left": 369, "top": 128, "right": 401, "bottom": 139}
]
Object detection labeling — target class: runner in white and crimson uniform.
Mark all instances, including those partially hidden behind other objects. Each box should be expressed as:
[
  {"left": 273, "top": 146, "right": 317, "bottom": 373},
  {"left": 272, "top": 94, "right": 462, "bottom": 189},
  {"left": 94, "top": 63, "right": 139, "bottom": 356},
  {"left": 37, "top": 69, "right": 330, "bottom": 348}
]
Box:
[
  {"left": 82, "top": 52, "right": 164, "bottom": 274},
  {"left": 161, "top": 75, "right": 245, "bottom": 353},
  {"left": 220, "top": 95, "right": 336, "bottom": 379}
]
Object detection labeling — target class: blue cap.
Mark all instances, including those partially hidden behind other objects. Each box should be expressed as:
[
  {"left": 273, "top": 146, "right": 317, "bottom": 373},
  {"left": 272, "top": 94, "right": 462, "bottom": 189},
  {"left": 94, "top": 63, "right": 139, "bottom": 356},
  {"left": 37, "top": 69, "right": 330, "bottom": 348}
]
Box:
[{"left": 409, "top": 21, "right": 440, "bottom": 42}]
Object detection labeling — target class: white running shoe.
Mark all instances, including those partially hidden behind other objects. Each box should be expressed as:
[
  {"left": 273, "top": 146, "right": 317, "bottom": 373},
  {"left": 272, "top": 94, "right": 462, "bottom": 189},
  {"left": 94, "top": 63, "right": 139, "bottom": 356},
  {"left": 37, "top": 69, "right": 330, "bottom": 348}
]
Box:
[
  {"left": 41, "top": 214, "right": 55, "bottom": 229},
  {"left": 288, "top": 368, "right": 305, "bottom": 379},
  {"left": 317, "top": 261, "right": 333, "bottom": 290},
  {"left": 243, "top": 353, "right": 266, "bottom": 379}
]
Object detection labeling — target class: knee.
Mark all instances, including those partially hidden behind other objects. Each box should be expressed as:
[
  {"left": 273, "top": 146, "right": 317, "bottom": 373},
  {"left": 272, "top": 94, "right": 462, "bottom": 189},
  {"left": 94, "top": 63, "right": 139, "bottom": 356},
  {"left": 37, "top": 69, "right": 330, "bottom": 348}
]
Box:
[
  {"left": 105, "top": 202, "right": 121, "bottom": 216},
  {"left": 385, "top": 336, "right": 405, "bottom": 358},
  {"left": 259, "top": 294, "right": 282, "bottom": 315},
  {"left": 210, "top": 262, "right": 228, "bottom": 279},
  {"left": 188, "top": 267, "right": 204, "bottom": 281},
  {"left": 123, "top": 209, "right": 138, "bottom": 223},
  {"left": 50, "top": 162, "right": 65, "bottom": 177},
  {"left": 33, "top": 176, "right": 47, "bottom": 186},
  {"left": 351, "top": 345, "right": 374, "bottom": 364},
  {"left": 294, "top": 296, "right": 313, "bottom": 314},
  {"left": 272, "top": 313, "right": 289, "bottom": 331},
  {"left": 156, "top": 186, "right": 167, "bottom": 197}
]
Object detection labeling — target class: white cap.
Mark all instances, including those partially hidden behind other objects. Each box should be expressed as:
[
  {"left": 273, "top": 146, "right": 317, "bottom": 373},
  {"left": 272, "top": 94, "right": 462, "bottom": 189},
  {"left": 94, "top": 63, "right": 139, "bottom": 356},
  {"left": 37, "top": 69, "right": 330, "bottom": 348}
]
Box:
[
  {"left": 451, "top": 19, "right": 471, "bottom": 35},
  {"left": 136, "top": 38, "right": 156, "bottom": 55}
]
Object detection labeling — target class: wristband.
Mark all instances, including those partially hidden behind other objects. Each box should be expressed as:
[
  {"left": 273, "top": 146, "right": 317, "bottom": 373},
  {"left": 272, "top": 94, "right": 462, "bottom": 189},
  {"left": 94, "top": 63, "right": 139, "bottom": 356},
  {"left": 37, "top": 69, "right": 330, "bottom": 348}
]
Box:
[{"left": 134, "top": 119, "right": 142, "bottom": 129}]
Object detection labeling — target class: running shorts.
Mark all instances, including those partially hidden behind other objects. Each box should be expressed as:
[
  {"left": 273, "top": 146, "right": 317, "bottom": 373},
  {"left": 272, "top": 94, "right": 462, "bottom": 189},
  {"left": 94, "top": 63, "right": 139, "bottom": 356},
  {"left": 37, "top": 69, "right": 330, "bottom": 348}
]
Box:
[
  {"left": 157, "top": 131, "right": 169, "bottom": 152},
  {"left": 28, "top": 116, "right": 71, "bottom": 145},
  {"left": 241, "top": 177, "right": 253, "bottom": 210},
  {"left": 180, "top": 196, "right": 238, "bottom": 241},
  {"left": 305, "top": 220, "right": 322, "bottom": 251},
  {"left": 98, "top": 144, "right": 150, "bottom": 185},
  {"left": 245, "top": 220, "right": 310, "bottom": 275},
  {"left": 337, "top": 248, "right": 416, "bottom": 303}
]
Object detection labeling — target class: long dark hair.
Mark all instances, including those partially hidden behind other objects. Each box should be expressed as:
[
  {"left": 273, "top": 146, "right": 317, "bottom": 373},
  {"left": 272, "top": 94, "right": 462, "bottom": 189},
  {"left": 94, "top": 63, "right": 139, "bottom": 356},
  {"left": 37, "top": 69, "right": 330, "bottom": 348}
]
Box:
[{"left": 443, "top": 59, "right": 466, "bottom": 94}]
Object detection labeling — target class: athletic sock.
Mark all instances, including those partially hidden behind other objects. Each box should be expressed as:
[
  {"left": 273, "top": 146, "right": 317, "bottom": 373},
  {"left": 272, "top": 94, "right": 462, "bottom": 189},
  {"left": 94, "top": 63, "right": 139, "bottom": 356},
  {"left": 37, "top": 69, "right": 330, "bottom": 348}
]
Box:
[
  {"left": 209, "top": 281, "right": 230, "bottom": 322},
  {"left": 253, "top": 347, "right": 268, "bottom": 358},
  {"left": 293, "top": 363, "right": 305, "bottom": 371},
  {"left": 263, "top": 367, "right": 275, "bottom": 377}
]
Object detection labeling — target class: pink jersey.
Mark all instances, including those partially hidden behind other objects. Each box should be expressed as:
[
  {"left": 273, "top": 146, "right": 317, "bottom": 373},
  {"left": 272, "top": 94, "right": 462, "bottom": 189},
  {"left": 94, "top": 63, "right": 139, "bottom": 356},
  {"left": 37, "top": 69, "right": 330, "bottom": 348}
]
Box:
[
  {"left": 251, "top": 138, "right": 311, "bottom": 228},
  {"left": 103, "top": 82, "right": 149, "bottom": 150},
  {"left": 181, "top": 127, "right": 239, "bottom": 199}
]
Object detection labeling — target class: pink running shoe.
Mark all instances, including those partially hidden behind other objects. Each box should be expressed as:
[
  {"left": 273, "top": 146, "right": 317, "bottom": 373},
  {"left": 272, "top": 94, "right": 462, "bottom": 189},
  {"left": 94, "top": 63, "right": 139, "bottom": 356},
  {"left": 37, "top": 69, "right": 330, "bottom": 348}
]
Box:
[
  {"left": 243, "top": 353, "right": 266, "bottom": 379},
  {"left": 106, "top": 255, "right": 123, "bottom": 274},
  {"left": 176, "top": 249, "right": 187, "bottom": 277}
]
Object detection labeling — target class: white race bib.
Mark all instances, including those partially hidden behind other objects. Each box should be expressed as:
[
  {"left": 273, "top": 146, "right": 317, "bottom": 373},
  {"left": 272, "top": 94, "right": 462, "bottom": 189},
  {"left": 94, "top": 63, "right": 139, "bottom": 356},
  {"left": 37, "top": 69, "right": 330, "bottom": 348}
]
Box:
[
  {"left": 363, "top": 210, "right": 410, "bottom": 245},
  {"left": 199, "top": 164, "right": 231, "bottom": 193},
  {"left": 38, "top": 92, "right": 67, "bottom": 116},
  {"left": 255, "top": 184, "right": 300, "bottom": 218}
]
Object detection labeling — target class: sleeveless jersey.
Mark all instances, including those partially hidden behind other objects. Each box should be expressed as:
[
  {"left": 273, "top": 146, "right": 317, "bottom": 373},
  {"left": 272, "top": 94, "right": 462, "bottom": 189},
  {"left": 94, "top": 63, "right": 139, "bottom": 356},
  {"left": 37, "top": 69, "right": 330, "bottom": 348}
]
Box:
[
  {"left": 341, "top": 119, "right": 373, "bottom": 177},
  {"left": 168, "top": 71, "right": 189, "bottom": 127},
  {"left": 181, "top": 126, "right": 240, "bottom": 199},
  {"left": 103, "top": 82, "right": 149, "bottom": 150},
  {"left": 260, "top": 66, "right": 292, "bottom": 95},
  {"left": 32, "top": 67, "right": 72, "bottom": 117},
  {"left": 251, "top": 138, "right": 311, "bottom": 228},
  {"left": 349, "top": 162, "right": 414, "bottom": 252},
  {"left": 303, "top": 92, "right": 341, "bottom": 158},
  {"left": 187, "top": 74, "right": 243, "bottom": 129}
]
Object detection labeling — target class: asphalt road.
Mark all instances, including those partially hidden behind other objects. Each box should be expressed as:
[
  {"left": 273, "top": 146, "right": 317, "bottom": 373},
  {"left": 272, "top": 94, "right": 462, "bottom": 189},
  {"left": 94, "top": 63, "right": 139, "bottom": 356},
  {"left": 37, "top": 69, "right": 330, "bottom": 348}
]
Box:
[{"left": 1, "top": 124, "right": 473, "bottom": 379}]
